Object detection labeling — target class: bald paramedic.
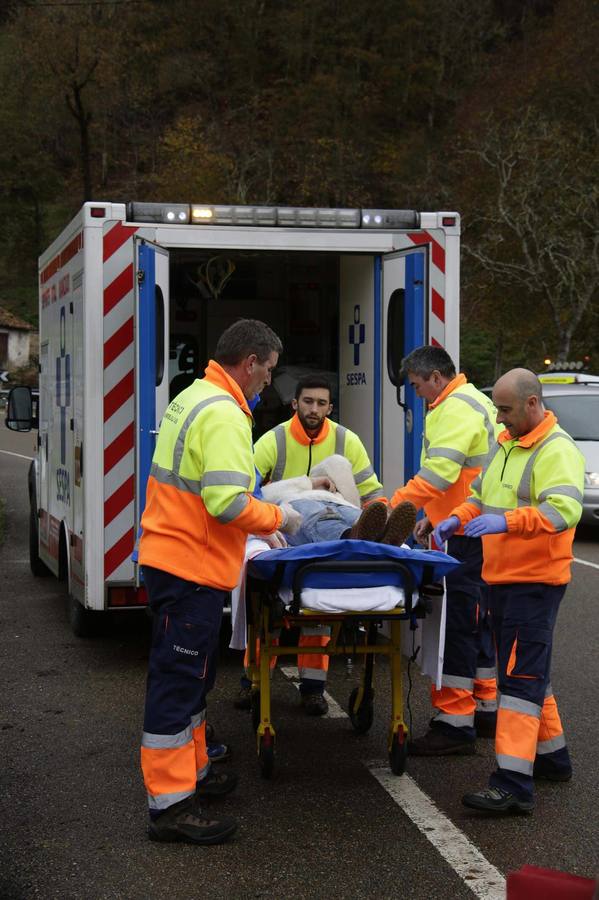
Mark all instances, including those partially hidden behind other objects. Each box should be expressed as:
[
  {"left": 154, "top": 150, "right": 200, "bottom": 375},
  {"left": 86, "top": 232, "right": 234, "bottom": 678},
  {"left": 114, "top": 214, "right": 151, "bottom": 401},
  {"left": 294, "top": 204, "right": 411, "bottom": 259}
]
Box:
[
  {"left": 138, "top": 319, "right": 303, "bottom": 845},
  {"left": 389, "top": 345, "right": 500, "bottom": 755},
  {"left": 249, "top": 374, "right": 386, "bottom": 716},
  {"left": 434, "top": 368, "right": 584, "bottom": 814}
]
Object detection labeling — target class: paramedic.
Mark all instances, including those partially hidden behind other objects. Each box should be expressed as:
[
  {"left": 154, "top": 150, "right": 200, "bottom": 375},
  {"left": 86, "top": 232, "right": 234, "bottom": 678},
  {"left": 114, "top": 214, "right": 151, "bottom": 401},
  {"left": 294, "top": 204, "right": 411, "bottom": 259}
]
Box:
[
  {"left": 245, "top": 374, "right": 387, "bottom": 716},
  {"left": 138, "top": 319, "right": 303, "bottom": 845},
  {"left": 433, "top": 367, "right": 583, "bottom": 813},
  {"left": 390, "top": 345, "right": 500, "bottom": 755}
]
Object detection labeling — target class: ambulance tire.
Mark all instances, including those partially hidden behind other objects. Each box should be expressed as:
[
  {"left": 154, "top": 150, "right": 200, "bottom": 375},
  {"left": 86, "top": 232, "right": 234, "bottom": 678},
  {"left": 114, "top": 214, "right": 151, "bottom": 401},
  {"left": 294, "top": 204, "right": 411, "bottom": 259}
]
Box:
[{"left": 29, "top": 508, "right": 51, "bottom": 577}]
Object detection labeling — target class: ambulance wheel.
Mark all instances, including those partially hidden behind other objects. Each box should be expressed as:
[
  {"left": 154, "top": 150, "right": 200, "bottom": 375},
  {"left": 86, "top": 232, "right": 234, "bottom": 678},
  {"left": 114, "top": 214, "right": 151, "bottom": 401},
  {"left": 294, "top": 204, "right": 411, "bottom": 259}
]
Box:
[
  {"left": 29, "top": 508, "right": 50, "bottom": 577},
  {"left": 389, "top": 729, "right": 408, "bottom": 776},
  {"left": 348, "top": 686, "right": 374, "bottom": 734},
  {"left": 68, "top": 594, "right": 107, "bottom": 639},
  {"left": 259, "top": 729, "right": 275, "bottom": 779},
  {"left": 251, "top": 690, "right": 261, "bottom": 732}
]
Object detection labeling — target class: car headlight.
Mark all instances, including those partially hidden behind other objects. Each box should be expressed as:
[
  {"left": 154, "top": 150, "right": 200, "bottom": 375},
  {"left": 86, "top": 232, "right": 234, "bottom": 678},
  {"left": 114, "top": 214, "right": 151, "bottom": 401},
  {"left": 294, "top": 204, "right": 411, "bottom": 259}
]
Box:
[{"left": 584, "top": 471, "right": 599, "bottom": 487}]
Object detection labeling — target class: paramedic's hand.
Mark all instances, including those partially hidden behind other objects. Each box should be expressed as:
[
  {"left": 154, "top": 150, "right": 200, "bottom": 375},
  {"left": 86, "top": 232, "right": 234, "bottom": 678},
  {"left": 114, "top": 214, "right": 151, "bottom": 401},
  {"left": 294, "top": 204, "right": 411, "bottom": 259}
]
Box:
[
  {"left": 262, "top": 530, "right": 288, "bottom": 549},
  {"left": 311, "top": 475, "right": 336, "bottom": 493},
  {"left": 279, "top": 503, "right": 303, "bottom": 535},
  {"left": 432, "top": 515, "right": 460, "bottom": 547},
  {"left": 463, "top": 514, "right": 507, "bottom": 538},
  {"left": 414, "top": 515, "right": 433, "bottom": 546}
]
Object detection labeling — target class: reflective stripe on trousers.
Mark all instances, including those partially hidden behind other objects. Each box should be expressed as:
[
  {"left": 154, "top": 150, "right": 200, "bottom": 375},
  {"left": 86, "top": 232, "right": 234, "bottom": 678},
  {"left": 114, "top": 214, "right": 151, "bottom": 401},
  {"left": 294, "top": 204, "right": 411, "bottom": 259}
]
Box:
[{"left": 140, "top": 566, "right": 225, "bottom": 813}]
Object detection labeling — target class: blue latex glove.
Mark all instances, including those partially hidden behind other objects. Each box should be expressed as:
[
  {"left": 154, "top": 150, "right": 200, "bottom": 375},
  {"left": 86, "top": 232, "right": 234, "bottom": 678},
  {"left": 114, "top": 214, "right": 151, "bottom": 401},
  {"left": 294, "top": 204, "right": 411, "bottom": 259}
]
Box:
[
  {"left": 432, "top": 515, "right": 460, "bottom": 547},
  {"left": 463, "top": 513, "right": 507, "bottom": 538}
]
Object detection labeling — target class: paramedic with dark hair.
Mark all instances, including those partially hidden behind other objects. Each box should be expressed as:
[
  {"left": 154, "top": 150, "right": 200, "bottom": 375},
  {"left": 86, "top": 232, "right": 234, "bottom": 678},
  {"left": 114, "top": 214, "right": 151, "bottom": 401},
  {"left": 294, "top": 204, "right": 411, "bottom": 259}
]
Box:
[
  {"left": 434, "top": 367, "right": 583, "bottom": 814},
  {"left": 138, "top": 318, "right": 303, "bottom": 845}
]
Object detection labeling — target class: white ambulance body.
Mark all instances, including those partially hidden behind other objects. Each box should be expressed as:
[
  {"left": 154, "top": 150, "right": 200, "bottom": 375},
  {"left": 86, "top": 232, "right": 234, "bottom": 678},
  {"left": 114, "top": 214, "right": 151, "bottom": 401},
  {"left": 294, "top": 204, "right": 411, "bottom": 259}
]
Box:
[{"left": 32, "top": 201, "right": 460, "bottom": 634}]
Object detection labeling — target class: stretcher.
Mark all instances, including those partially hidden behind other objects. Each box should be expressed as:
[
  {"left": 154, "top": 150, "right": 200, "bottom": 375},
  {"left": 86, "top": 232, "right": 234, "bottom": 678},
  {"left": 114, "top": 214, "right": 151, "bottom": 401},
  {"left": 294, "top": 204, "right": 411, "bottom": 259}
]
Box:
[{"left": 244, "top": 539, "right": 459, "bottom": 778}]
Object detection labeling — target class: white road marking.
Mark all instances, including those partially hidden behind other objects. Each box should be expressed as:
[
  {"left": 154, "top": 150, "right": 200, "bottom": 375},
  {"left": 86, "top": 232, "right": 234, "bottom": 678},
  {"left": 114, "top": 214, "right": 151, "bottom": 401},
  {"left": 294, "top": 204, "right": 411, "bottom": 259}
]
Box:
[
  {"left": 0, "top": 449, "right": 34, "bottom": 461},
  {"left": 368, "top": 764, "right": 506, "bottom": 900},
  {"left": 573, "top": 557, "right": 599, "bottom": 571},
  {"left": 279, "top": 665, "right": 506, "bottom": 899}
]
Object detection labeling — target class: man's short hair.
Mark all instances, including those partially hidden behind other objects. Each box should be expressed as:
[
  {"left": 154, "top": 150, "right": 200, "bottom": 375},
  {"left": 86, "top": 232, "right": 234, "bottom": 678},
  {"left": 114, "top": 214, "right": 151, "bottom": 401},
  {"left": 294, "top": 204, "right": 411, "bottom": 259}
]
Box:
[
  {"left": 294, "top": 374, "right": 333, "bottom": 401},
  {"left": 214, "top": 319, "right": 283, "bottom": 365},
  {"left": 400, "top": 345, "right": 456, "bottom": 380}
]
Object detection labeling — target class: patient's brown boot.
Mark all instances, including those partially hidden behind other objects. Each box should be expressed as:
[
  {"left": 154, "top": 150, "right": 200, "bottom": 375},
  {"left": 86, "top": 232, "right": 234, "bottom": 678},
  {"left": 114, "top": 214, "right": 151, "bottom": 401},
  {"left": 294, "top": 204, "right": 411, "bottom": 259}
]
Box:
[
  {"left": 348, "top": 501, "right": 388, "bottom": 541},
  {"left": 381, "top": 501, "right": 417, "bottom": 546}
]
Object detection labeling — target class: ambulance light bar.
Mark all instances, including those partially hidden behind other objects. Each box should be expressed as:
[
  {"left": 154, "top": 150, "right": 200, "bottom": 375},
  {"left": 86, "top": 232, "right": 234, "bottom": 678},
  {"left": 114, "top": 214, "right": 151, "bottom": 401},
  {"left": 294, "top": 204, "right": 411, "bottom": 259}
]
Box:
[{"left": 127, "top": 202, "right": 420, "bottom": 229}]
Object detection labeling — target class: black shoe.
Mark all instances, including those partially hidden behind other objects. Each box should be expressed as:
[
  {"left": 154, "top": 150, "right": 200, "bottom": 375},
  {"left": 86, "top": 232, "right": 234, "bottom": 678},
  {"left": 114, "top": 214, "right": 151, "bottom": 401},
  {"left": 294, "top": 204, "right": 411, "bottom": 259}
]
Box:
[
  {"left": 408, "top": 728, "right": 476, "bottom": 756},
  {"left": 462, "top": 786, "right": 534, "bottom": 814},
  {"left": 196, "top": 770, "right": 238, "bottom": 798},
  {"left": 148, "top": 796, "right": 237, "bottom": 844},
  {"left": 382, "top": 502, "right": 417, "bottom": 546},
  {"left": 533, "top": 759, "right": 572, "bottom": 782},
  {"left": 301, "top": 692, "right": 329, "bottom": 716},
  {"left": 474, "top": 710, "right": 497, "bottom": 739},
  {"left": 233, "top": 684, "right": 252, "bottom": 710},
  {"left": 348, "top": 501, "right": 388, "bottom": 541}
]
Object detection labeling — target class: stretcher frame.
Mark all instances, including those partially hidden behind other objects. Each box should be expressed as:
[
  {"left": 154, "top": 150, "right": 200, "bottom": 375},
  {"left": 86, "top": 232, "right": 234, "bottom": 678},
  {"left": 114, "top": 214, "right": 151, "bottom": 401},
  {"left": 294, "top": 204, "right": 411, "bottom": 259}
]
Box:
[{"left": 245, "top": 557, "right": 421, "bottom": 778}]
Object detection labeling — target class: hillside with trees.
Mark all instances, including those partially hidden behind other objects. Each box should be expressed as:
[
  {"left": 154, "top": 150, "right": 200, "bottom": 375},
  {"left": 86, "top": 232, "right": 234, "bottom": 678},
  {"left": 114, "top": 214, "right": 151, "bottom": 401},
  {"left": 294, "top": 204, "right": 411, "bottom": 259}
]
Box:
[{"left": 0, "top": 0, "right": 596, "bottom": 383}]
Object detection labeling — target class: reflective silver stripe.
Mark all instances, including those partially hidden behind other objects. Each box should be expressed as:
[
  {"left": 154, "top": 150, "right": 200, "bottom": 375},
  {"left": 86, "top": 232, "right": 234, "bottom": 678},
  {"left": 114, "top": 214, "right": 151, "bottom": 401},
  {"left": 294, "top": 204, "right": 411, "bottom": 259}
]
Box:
[
  {"left": 475, "top": 698, "right": 497, "bottom": 712},
  {"left": 191, "top": 710, "right": 207, "bottom": 729},
  {"left": 538, "top": 501, "right": 569, "bottom": 532},
  {"left": 196, "top": 761, "right": 210, "bottom": 780},
  {"left": 362, "top": 487, "right": 385, "bottom": 501},
  {"left": 538, "top": 484, "right": 584, "bottom": 504},
  {"left": 475, "top": 667, "right": 496, "bottom": 680},
  {"left": 216, "top": 492, "right": 249, "bottom": 524},
  {"left": 481, "top": 504, "right": 512, "bottom": 515},
  {"left": 434, "top": 712, "right": 474, "bottom": 727},
  {"left": 466, "top": 497, "right": 482, "bottom": 510},
  {"left": 201, "top": 470, "right": 252, "bottom": 489},
  {"left": 471, "top": 474, "right": 482, "bottom": 493},
  {"left": 334, "top": 424, "right": 347, "bottom": 455},
  {"left": 150, "top": 462, "right": 202, "bottom": 495},
  {"left": 354, "top": 464, "right": 375, "bottom": 484},
  {"left": 464, "top": 452, "right": 490, "bottom": 468},
  {"left": 142, "top": 725, "right": 193, "bottom": 749},
  {"left": 173, "top": 394, "right": 237, "bottom": 474},
  {"left": 545, "top": 683, "right": 554, "bottom": 698},
  {"left": 418, "top": 466, "right": 453, "bottom": 491},
  {"left": 483, "top": 440, "right": 504, "bottom": 474},
  {"left": 441, "top": 674, "right": 474, "bottom": 690},
  {"left": 272, "top": 425, "right": 287, "bottom": 482},
  {"left": 147, "top": 789, "right": 195, "bottom": 811},
  {"left": 426, "top": 446, "right": 467, "bottom": 465},
  {"left": 496, "top": 753, "right": 534, "bottom": 776},
  {"left": 517, "top": 431, "right": 576, "bottom": 504},
  {"left": 452, "top": 391, "right": 497, "bottom": 453},
  {"left": 499, "top": 695, "right": 541, "bottom": 718},
  {"left": 536, "top": 734, "right": 566, "bottom": 755},
  {"left": 298, "top": 667, "right": 327, "bottom": 682}
]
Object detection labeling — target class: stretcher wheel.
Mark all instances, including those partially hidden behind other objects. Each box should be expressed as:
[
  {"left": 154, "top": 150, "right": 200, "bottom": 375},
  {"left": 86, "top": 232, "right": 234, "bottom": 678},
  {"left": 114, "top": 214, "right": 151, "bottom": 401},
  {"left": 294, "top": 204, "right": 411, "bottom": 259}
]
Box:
[
  {"left": 348, "top": 686, "right": 374, "bottom": 734},
  {"left": 251, "top": 690, "right": 261, "bottom": 732},
  {"left": 259, "top": 729, "right": 275, "bottom": 779},
  {"left": 389, "top": 729, "right": 408, "bottom": 775}
]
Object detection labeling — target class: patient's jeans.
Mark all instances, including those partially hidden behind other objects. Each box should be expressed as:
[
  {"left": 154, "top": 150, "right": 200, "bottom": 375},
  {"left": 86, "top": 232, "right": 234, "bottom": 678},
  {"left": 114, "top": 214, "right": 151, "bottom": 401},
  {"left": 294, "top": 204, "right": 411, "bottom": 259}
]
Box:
[{"left": 286, "top": 499, "right": 359, "bottom": 546}]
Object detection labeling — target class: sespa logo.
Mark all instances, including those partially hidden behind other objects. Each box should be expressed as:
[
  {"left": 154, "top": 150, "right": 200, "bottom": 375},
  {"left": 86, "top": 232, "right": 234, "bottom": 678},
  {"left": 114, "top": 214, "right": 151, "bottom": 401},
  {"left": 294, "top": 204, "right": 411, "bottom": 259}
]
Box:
[{"left": 347, "top": 303, "right": 367, "bottom": 385}]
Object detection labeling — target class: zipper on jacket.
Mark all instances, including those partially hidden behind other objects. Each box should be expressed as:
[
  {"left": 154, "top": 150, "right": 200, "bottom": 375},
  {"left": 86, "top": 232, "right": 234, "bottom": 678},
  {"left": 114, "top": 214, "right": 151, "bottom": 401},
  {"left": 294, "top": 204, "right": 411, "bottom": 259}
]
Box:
[
  {"left": 307, "top": 441, "right": 313, "bottom": 475},
  {"left": 499, "top": 444, "right": 516, "bottom": 480}
]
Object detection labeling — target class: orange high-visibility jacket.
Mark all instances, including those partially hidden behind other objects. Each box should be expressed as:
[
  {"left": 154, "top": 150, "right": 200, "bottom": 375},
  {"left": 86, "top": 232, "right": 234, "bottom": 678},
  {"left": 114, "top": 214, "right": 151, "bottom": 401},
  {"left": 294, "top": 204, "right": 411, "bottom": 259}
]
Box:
[{"left": 139, "top": 360, "right": 282, "bottom": 590}]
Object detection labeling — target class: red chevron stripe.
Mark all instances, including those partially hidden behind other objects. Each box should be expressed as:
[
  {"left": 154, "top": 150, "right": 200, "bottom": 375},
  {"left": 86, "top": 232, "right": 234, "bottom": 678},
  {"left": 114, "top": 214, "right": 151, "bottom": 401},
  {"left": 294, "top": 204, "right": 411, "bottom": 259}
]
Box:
[
  {"left": 431, "top": 287, "right": 445, "bottom": 322},
  {"left": 104, "top": 527, "right": 135, "bottom": 579},
  {"left": 104, "top": 370, "right": 134, "bottom": 422},
  {"left": 103, "top": 222, "right": 138, "bottom": 262},
  {"left": 104, "top": 475, "right": 135, "bottom": 526},
  {"left": 104, "top": 316, "right": 134, "bottom": 368},
  {"left": 408, "top": 231, "right": 446, "bottom": 273},
  {"left": 104, "top": 422, "right": 135, "bottom": 474},
  {"left": 104, "top": 264, "right": 134, "bottom": 317}
]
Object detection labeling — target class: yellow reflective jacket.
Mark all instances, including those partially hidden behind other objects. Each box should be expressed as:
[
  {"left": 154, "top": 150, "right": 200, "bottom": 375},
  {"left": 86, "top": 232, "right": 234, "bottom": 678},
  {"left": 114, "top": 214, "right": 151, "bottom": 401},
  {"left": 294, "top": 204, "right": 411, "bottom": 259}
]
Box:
[
  {"left": 452, "top": 411, "right": 584, "bottom": 584},
  {"left": 139, "top": 360, "right": 282, "bottom": 589},
  {"left": 253, "top": 413, "right": 384, "bottom": 505}
]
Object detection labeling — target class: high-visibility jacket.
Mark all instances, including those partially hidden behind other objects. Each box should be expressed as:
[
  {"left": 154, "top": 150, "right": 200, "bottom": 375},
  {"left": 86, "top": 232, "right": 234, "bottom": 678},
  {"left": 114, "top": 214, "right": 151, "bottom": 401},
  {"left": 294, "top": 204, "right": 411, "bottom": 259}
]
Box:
[
  {"left": 139, "top": 360, "right": 282, "bottom": 589},
  {"left": 391, "top": 374, "right": 500, "bottom": 527},
  {"left": 451, "top": 411, "right": 584, "bottom": 585},
  {"left": 253, "top": 413, "right": 385, "bottom": 504}
]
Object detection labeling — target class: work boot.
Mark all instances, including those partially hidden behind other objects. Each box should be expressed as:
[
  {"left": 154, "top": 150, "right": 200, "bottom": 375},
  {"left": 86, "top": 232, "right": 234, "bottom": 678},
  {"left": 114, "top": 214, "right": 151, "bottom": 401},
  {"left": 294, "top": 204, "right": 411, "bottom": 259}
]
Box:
[
  {"left": 408, "top": 727, "right": 476, "bottom": 756},
  {"left": 348, "top": 501, "right": 388, "bottom": 541},
  {"left": 474, "top": 710, "right": 497, "bottom": 739},
  {"left": 462, "top": 786, "right": 534, "bottom": 814},
  {"left": 207, "top": 742, "right": 231, "bottom": 763},
  {"left": 301, "top": 692, "right": 329, "bottom": 716},
  {"left": 533, "top": 758, "right": 573, "bottom": 782},
  {"left": 233, "top": 684, "right": 252, "bottom": 710},
  {"left": 148, "top": 796, "right": 237, "bottom": 844},
  {"left": 196, "top": 769, "right": 238, "bottom": 798},
  {"left": 381, "top": 501, "right": 417, "bottom": 547}
]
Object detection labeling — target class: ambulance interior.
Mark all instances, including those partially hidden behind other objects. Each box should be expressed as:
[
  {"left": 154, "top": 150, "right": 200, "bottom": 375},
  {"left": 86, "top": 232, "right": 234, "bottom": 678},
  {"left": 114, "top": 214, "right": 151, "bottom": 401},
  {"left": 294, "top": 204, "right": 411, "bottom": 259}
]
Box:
[{"left": 167, "top": 249, "right": 347, "bottom": 438}]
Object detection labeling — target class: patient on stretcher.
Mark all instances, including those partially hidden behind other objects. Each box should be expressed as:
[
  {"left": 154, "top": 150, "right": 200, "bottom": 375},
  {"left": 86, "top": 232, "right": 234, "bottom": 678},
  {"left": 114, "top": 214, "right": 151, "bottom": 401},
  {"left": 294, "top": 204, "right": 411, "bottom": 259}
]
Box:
[{"left": 259, "top": 455, "right": 417, "bottom": 549}]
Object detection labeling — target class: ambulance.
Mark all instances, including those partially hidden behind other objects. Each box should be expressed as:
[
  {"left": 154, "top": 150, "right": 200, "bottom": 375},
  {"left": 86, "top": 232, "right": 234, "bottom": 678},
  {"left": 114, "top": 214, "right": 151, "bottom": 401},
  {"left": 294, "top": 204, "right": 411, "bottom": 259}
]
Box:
[{"left": 6, "top": 201, "right": 460, "bottom": 635}]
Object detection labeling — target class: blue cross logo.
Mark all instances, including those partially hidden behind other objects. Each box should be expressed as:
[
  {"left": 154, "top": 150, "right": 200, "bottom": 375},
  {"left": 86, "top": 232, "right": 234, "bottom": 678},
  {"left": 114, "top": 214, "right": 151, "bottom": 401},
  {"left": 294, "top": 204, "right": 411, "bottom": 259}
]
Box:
[
  {"left": 348, "top": 304, "right": 365, "bottom": 366},
  {"left": 55, "top": 306, "right": 71, "bottom": 465}
]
